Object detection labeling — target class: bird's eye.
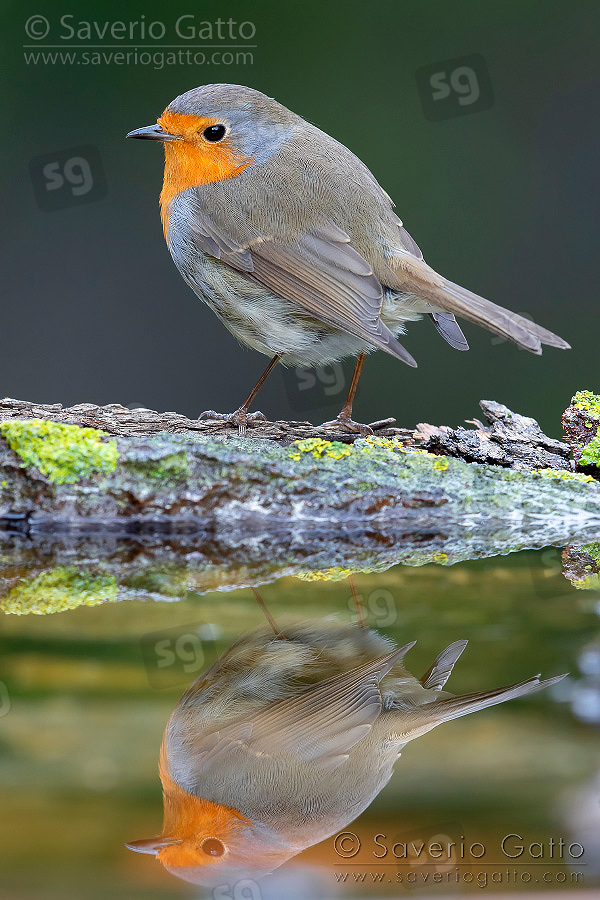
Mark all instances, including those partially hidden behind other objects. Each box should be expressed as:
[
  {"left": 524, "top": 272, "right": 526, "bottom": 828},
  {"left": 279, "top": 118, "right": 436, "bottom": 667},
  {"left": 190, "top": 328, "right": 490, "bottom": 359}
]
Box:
[
  {"left": 202, "top": 124, "right": 227, "bottom": 142},
  {"left": 201, "top": 837, "right": 226, "bottom": 857}
]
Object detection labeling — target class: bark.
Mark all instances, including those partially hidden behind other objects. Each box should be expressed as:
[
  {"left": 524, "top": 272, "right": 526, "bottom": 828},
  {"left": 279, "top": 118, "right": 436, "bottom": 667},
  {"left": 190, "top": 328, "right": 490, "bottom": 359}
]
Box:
[{"left": 1, "top": 397, "right": 599, "bottom": 608}]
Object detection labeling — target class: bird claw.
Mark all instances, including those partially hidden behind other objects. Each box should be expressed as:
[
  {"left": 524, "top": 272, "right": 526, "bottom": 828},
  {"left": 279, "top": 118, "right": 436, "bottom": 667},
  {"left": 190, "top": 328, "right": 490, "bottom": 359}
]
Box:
[
  {"left": 198, "top": 408, "right": 267, "bottom": 427},
  {"left": 318, "top": 414, "right": 374, "bottom": 436}
]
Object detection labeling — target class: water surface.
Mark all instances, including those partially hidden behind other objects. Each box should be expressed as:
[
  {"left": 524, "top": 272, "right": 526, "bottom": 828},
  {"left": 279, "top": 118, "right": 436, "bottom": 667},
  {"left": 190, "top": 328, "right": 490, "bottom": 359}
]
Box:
[{"left": 1, "top": 548, "right": 599, "bottom": 899}]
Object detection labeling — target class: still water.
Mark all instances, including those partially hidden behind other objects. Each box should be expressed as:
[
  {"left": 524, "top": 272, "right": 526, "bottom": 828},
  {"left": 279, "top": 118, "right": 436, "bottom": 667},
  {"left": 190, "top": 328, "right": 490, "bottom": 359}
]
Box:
[{"left": 1, "top": 546, "right": 599, "bottom": 899}]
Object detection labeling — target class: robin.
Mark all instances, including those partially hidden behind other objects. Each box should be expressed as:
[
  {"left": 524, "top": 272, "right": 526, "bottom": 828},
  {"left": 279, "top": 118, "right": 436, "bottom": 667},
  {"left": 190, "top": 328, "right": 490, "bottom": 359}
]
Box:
[
  {"left": 126, "top": 621, "right": 564, "bottom": 886},
  {"left": 127, "top": 84, "right": 570, "bottom": 434}
]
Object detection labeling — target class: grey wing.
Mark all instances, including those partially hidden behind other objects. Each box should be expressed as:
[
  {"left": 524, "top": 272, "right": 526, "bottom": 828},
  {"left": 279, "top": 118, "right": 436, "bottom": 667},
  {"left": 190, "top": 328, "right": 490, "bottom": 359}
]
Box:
[
  {"left": 187, "top": 208, "right": 417, "bottom": 367},
  {"left": 166, "top": 641, "right": 416, "bottom": 786},
  {"left": 394, "top": 219, "right": 423, "bottom": 260}
]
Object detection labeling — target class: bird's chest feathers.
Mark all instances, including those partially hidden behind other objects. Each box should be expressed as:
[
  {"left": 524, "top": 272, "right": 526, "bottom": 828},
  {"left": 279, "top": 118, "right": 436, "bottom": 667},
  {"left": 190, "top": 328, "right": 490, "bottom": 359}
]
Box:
[{"left": 159, "top": 135, "right": 252, "bottom": 238}]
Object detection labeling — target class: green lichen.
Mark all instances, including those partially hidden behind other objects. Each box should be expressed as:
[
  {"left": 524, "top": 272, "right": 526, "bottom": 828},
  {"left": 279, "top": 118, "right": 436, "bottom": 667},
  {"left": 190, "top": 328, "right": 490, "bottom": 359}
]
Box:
[
  {"left": 0, "top": 419, "right": 118, "bottom": 484},
  {"left": 573, "top": 390, "right": 600, "bottom": 421},
  {"left": 127, "top": 450, "right": 190, "bottom": 483},
  {"left": 568, "top": 391, "right": 600, "bottom": 470},
  {"left": 579, "top": 436, "right": 600, "bottom": 468},
  {"left": 533, "top": 467, "right": 595, "bottom": 484},
  {"left": 0, "top": 567, "right": 118, "bottom": 615},
  {"left": 580, "top": 543, "right": 600, "bottom": 567}
]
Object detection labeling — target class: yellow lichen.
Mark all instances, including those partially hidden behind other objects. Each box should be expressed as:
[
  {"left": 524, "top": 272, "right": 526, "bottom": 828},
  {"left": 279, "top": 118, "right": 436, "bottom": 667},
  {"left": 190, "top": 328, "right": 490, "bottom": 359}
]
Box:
[
  {"left": 288, "top": 438, "right": 351, "bottom": 460},
  {"left": 296, "top": 567, "right": 356, "bottom": 581},
  {"left": 360, "top": 436, "right": 433, "bottom": 457},
  {"left": 572, "top": 390, "right": 600, "bottom": 421},
  {"left": 362, "top": 436, "right": 405, "bottom": 451},
  {"left": 434, "top": 552, "right": 450, "bottom": 564},
  {"left": 288, "top": 435, "right": 447, "bottom": 469},
  {"left": 533, "top": 467, "right": 594, "bottom": 484},
  {"left": 0, "top": 419, "right": 118, "bottom": 484}
]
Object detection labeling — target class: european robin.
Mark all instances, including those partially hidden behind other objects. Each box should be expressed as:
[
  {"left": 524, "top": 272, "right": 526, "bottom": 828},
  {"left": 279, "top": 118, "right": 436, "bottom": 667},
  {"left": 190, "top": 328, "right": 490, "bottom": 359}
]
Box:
[
  {"left": 127, "top": 84, "right": 569, "bottom": 434},
  {"left": 127, "top": 622, "right": 564, "bottom": 885}
]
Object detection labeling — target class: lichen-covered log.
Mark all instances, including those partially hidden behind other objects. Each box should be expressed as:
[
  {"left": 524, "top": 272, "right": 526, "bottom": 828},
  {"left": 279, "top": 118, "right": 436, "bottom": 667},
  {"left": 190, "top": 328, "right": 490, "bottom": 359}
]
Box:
[
  {"left": 0, "top": 414, "right": 597, "bottom": 530},
  {"left": 0, "top": 396, "right": 576, "bottom": 468},
  {"left": 1, "top": 401, "right": 600, "bottom": 615}
]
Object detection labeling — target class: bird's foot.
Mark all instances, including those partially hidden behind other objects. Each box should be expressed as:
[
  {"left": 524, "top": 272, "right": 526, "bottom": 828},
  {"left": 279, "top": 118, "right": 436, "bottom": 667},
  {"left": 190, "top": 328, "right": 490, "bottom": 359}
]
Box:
[
  {"left": 198, "top": 408, "right": 267, "bottom": 430},
  {"left": 318, "top": 413, "right": 374, "bottom": 436}
]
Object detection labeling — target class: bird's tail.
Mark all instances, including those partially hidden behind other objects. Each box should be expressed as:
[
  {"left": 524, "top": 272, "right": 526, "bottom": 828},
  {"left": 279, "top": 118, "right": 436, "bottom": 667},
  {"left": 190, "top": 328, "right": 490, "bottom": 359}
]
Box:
[
  {"left": 420, "top": 639, "right": 469, "bottom": 690},
  {"left": 392, "top": 255, "right": 570, "bottom": 354},
  {"left": 388, "top": 669, "right": 566, "bottom": 743},
  {"left": 427, "top": 672, "right": 566, "bottom": 725}
]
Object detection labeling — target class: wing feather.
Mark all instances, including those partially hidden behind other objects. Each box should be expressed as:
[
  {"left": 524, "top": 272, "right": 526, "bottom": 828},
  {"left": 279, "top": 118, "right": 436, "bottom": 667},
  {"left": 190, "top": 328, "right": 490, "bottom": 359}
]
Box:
[
  {"left": 166, "top": 641, "right": 417, "bottom": 778},
  {"left": 186, "top": 205, "right": 417, "bottom": 366}
]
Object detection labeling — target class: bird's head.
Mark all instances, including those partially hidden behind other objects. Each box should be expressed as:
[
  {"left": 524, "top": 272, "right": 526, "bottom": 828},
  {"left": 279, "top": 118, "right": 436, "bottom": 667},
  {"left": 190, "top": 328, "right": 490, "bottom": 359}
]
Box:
[
  {"left": 126, "top": 83, "right": 296, "bottom": 232},
  {"left": 126, "top": 752, "right": 294, "bottom": 886}
]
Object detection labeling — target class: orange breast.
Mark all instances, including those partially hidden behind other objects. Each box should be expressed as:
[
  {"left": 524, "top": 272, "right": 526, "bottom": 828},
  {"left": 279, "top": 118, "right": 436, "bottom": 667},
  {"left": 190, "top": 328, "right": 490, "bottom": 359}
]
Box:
[
  {"left": 158, "top": 738, "right": 250, "bottom": 844},
  {"left": 157, "top": 111, "right": 253, "bottom": 239}
]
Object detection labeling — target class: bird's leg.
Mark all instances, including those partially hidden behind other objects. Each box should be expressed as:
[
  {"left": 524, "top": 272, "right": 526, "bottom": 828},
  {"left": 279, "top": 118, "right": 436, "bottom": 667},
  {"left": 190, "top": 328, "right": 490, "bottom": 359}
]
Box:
[
  {"left": 319, "top": 353, "right": 374, "bottom": 436},
  {"left": 349, "top": 575, "right": 367, "bottom": 629},
  {"left": 251, "top": 587, "right": 286, "bottom": 638},
  {"left": 199, "top": 354, "right": 282, "bottom": 427}
]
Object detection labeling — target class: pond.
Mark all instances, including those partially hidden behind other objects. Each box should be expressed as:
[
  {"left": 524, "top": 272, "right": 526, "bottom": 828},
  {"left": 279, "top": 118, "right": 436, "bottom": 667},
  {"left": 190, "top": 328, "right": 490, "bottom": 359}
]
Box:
[{"left": 1, "top": 541, "right": 599, "bottom": 899}]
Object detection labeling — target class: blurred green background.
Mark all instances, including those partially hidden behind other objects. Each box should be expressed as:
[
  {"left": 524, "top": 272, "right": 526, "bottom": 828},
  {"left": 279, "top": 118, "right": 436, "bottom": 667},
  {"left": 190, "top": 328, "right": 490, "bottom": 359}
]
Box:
[
  {"left": 2, "top": 0, "right": 599, "bottom": 433},
  {"left": 1, "top": 553, "right": 599, "bottom": 898}
]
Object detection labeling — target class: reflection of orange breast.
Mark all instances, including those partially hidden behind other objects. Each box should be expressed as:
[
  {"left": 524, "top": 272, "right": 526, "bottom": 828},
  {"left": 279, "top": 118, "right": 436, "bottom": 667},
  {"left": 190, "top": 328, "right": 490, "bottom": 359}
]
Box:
[
  {"left": 158, "top": 737, "right": 250, "bottom": 862},
  {"left": 158, "top": 111, "right": 253, "bottom": 239}
]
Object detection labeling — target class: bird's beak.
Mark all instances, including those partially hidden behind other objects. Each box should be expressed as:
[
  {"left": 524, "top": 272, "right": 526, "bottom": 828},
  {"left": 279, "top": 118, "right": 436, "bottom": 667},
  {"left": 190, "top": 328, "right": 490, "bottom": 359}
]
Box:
[
  {"left": 126, "top": 836, "right": 183, "bottom": 855},
  {"left": 126, "top": 124, "right": 181, "bottom": 142}
]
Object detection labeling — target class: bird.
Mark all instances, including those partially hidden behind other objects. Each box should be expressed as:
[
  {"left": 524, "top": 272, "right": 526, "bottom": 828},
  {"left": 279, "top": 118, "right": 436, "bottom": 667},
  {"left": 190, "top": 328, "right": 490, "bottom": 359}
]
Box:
[
  {"left": 127, "top": 84, "right": 570, "bottom": 434},
  {"left": 126, "top": 620, "right": 565, "bottom": 886}
]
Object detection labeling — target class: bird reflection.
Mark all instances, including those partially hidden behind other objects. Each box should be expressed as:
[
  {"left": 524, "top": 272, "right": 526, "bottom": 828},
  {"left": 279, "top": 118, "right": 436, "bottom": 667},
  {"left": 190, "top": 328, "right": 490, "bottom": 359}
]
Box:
[{"left": 128, "top": 608, "right": 564, "bottom": 886}]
